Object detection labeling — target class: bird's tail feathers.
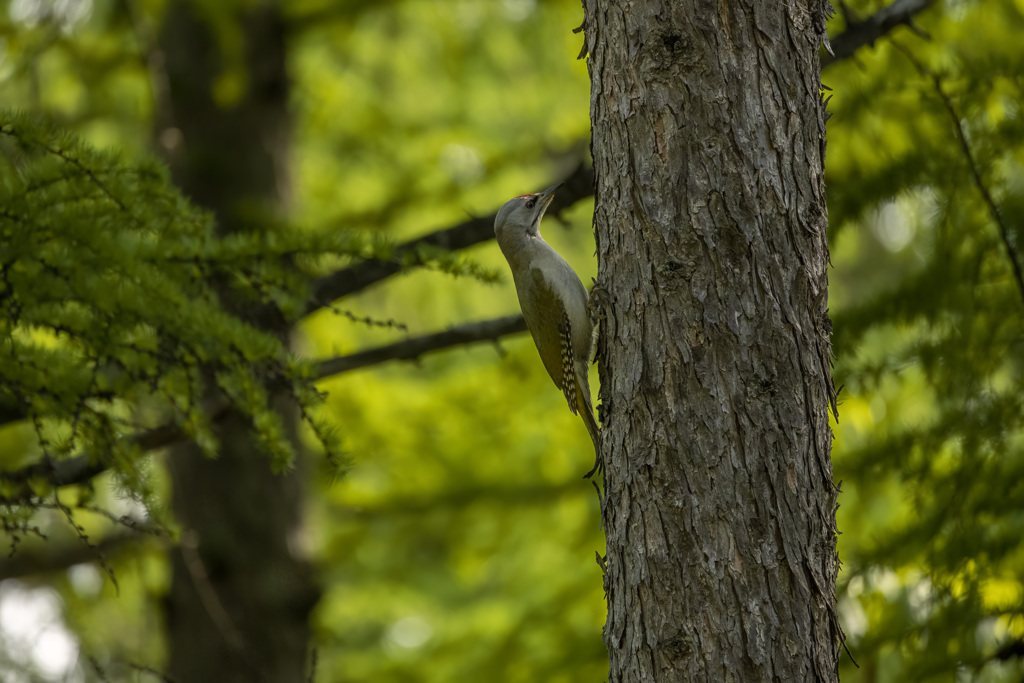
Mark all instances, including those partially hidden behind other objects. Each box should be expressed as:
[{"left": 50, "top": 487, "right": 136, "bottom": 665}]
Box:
[
  {"left": 575, "top": 381, "right": 601, "bottom": 479},
  {"left": 573, "top": 368, "right": 600, "bottom": 452},
  {"left": 579, "top": 392, "right": 600, "bottom": 451}
]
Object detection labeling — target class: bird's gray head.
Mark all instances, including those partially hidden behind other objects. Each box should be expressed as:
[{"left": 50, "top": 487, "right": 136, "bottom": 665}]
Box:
[{"left": 494, "top": 183, "right": 563, "bottom": 246}]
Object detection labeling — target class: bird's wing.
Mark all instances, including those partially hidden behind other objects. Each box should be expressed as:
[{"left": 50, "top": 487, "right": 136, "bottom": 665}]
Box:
[
  {"left": 516, "top": 267, "right": 574, "bottom": 410},
  {"left": 521, "top": 266, "right": 602, "bottom": 470}
]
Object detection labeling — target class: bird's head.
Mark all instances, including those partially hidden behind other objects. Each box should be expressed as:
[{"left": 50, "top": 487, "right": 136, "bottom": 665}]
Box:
[{"left": 494, "top": 182, "right": 563, "bottom": 243}]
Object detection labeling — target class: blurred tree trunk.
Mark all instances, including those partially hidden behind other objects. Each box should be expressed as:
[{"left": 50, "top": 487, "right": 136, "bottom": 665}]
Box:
[
  {"left": 157, "top": 3, "right": 316, "bottom": 681},
  {"left": 584, "top": 1, "right": 841, "bottom": 681}
]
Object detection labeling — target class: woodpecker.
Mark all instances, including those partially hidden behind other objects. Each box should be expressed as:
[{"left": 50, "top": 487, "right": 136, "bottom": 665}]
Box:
[{"left": 494, "top": 183, "right": 601, "bottom": 477}]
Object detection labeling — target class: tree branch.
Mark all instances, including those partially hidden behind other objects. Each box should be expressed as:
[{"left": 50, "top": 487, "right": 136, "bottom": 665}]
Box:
[
  {"left": 0, "top": 167, "right": 587, "bottom": 432},
  {"left": 0, "top": 531, "right": 154, "bottom": 581},
  {"left": 0, "top": 0, "right": 944, "bottom": 491},
  {"left": 314, "top": 314, "right": 525, "bottom": 378},
  {"left": 823, "top": 0, "right": 936, "bottom": 67},
  {"left": 0, "top": 406, "right": 228, "bottom": 491},
  {"left": 304, "top": 164, "right": 594, "bottom": 316},
  {"left": 301, "top": 0, "right": 928, "bottom": 314},
  {"left": 0, "top": 0, "right": 936, "bottom": 435},
  {"left": 0, "top": 314, "right": 529, "bottom": 500},
  {"left": 893, "top": 42, "right": 1024, "bottom": 308}
]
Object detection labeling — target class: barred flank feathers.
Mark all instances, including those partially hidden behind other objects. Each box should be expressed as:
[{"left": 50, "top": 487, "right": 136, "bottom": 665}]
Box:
[{"left": 559, "top": 313, "right": 577, "bottom": 414}]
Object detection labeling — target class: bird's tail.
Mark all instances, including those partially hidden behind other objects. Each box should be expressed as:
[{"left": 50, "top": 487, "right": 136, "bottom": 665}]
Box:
[{"left": 574, "top": 364, "right": 602, "bottom": 478}]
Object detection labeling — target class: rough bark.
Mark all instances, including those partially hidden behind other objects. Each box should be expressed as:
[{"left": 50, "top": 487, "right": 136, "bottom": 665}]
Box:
[
  {"left": 158, "top": 4, "right": 316, "bottom": 681},
  {"left": 584, "top": 1, "right": 841, "bottom": 681}
]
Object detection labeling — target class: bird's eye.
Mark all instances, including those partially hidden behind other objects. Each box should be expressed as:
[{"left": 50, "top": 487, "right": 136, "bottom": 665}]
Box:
[{"left": 525, "top": 197, "right": 537, "bottom": 209}]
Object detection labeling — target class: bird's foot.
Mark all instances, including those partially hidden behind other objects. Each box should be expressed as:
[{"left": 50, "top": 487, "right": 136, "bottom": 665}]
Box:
[{"left": 588, "top": 278, "right": 612, "bottom": 327}]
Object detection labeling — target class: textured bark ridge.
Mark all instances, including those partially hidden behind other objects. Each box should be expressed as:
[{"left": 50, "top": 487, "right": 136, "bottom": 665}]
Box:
[{"left": 584, "top": 1, "right": 841, "bottom": 680}]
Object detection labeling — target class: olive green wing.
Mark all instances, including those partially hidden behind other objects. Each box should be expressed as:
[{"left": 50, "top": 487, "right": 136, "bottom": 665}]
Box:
[{"left": 517, "top": 268, "right": 576, "bottom": 413}]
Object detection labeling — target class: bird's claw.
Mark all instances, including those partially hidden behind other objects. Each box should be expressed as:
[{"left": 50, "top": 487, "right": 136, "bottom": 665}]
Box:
[{"left": 588, "top": 278, "right": 612, "bottom": 325}]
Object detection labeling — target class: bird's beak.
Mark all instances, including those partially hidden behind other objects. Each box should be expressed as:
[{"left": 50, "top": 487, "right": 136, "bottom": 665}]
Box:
[
  {"left": 540, "top": 181, "right": 565, "bottom": 196},
  {"left": 536, "top": 181, "right": 564, "bottom": 215}
]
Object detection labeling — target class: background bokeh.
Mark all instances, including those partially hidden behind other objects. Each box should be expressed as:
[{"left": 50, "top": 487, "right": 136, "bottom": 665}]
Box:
[{"left": 1, "top": 0, "right": 1023, "bottom": 681}]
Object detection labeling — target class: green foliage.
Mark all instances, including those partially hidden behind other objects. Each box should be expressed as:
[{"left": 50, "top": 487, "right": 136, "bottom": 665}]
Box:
[
  {"left": 826, "top": 2, "right": 1024, "bottom": 680},
  {"left": 0, "top": 110, "right": 355, "bottom": 495},
  {"left": 2, "top": 0, "right": 1023, "bottom": 682},
  {"left": 311, "top": 352, "right": 606, "bottom": 683}
]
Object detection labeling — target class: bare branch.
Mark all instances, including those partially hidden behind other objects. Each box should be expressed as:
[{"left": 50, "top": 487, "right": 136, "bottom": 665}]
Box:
[
  {"left": 304, "top": 164, "right": 594, "bottom": 316},
  {"left": 314, "top": 314, "right": 526, "bottom": 379},
  {"left": 823, "top": 0, "right": 936, "bottom": 68}
]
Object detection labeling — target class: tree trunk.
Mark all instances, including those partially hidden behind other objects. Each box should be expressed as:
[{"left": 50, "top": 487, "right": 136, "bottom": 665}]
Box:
[
  {"left": 584, "top": 1, "right": 841, "bottom": 681},
  {"left": 157, "top": 4, "right": 316, "bottom": 681}
]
